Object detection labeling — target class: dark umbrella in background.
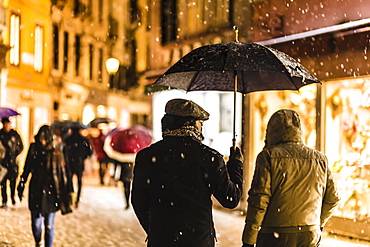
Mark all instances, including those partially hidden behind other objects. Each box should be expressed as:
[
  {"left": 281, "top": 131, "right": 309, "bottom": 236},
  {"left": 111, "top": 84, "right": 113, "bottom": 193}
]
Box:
[
  {"left": 88, "top": 117, "right": 115, "bottom": 128},
  {"left": 51, "top": 120, "right": 88, "bottom": 130},
  {"left": 153, "top": 26, "right": 321, "bottom": 148},
  {"left": 0, "top": 107, "right": 21, "bottom": 119},
  {"left": 50, "top": 120, "right": 88, "bottom": 139}
]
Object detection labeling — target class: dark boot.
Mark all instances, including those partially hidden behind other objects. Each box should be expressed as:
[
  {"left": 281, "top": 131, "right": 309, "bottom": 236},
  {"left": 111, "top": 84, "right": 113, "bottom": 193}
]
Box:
[{"left": 123, "top": 181, "right": 131, "bottom": 209}]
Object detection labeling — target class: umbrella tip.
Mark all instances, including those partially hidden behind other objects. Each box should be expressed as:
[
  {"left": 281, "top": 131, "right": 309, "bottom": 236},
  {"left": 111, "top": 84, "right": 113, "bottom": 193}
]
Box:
[{"left": 233, "top": 26, "right": 239, "bottom": 42}]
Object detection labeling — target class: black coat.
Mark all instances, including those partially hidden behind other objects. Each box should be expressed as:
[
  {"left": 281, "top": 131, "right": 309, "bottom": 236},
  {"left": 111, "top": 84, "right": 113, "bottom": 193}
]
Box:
[
  {"left": 64, "top": 132, "right": 92, "bottom": 174},
  {"left": 20, "top": 142, "right": 73, "bottom": 215},
  {"left": 0, "top": 129, "right": 23, "bottom": 179},
  {"left": 131, "top": 136, "right": 243, "bottom": 247}
]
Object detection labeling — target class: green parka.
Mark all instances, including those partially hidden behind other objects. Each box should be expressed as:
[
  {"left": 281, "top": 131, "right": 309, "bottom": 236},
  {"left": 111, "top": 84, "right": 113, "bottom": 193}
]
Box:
[{"left": 242, "top": 109, "right": 340, "bottom": 245}]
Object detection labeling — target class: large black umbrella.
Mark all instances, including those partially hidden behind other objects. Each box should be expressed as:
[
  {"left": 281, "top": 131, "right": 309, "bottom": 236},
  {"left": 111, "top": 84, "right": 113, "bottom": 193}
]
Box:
[{"left": 154, "top": 30, "right": 320, "bottom": 148}]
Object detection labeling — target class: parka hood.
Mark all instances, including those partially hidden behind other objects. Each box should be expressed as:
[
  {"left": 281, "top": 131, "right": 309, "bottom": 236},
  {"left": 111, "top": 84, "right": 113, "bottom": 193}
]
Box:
[{"left": 264, "top": 109, "right": 303, "bottom": 147}]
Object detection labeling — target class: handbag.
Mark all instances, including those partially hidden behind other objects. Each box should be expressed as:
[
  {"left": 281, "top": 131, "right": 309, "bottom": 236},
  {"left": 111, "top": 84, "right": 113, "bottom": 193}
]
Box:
[{"left": 0, "top": 164, "right": 7, "bottom": 183}]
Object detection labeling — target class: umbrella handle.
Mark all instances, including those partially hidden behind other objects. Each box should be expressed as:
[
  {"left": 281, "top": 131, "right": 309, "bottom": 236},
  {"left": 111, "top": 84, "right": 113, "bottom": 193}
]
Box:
[{"left": 233, "top": 72, "right": 237, "bottom": 151}]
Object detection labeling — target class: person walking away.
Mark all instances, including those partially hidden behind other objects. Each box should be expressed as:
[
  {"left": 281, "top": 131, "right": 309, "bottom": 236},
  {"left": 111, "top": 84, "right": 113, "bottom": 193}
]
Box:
[
  {"left": 242, "top": 109, "right": 340, "bottom": 247},
  {"left": 0, "top": 117, "right": 23, "bottom": 208},
  {"left": 17, "top": 125, "right": 73, "bottom": 247},
  {"left": 104, "top": 125, "right": 152, "bottom": 209},
  {"left": 64, "top": 127, "right": 92, "bottom": 207},
  {"left": 132, "top": 98, "right": 244, "bottom": 247},
  {"left": 115, "top": 160, "right": 134, "bottom": 209},
  {"left": 91, "top": 129, "right": 110, "bottom": 185}
]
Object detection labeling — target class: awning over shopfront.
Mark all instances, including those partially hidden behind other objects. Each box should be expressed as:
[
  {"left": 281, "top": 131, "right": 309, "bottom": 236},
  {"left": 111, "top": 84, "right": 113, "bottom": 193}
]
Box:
[{"left": 258, "top": 17, "right": 370, "bottom": 46}]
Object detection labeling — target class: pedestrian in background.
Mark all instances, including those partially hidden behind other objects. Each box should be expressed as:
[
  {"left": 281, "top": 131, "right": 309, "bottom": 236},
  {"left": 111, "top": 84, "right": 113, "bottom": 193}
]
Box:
[
  {"left": 132, "top": 98, "right": 243, "bottom": 247},
  {"left": 0, "top": 117, "right": 23, "bottom": 208},
  {"left": 64, "top": 127, "right": 92, "bottom": 208},
  {"left": 242, "top": 109, "right": 340, "bottom": 247},
  {"left": 115, "top": 160, "right": 134, "bottom": 209},
  {"left": 17, "top": 125, "right": 73, "bottom": 247},
  {"left": 103, "top": 128, "right": 139, "bottom": 209},
  {"left": 90, "top": 129, "right": 111, "bottom": 185}
]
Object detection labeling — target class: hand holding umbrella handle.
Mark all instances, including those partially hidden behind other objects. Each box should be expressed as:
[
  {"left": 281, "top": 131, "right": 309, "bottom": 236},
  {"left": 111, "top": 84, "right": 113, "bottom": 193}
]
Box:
[{"left": 230, "top": 146, "right": 243, "bottom": 163}]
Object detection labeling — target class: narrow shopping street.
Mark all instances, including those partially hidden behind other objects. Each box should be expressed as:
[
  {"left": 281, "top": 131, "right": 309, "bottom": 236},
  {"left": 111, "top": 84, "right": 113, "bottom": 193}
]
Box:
[{"left": 1, "top": 172, "right": 370, "bottom": 247}]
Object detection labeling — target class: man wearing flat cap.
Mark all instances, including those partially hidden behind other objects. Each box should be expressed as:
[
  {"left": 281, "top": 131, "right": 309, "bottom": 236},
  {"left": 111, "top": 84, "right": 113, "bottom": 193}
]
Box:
[
  {"left": 0, "top": 117, "right": 23, "bottom": 208},
  {"left": 132, "top": 98, "right": 244, "bottom": 247}
]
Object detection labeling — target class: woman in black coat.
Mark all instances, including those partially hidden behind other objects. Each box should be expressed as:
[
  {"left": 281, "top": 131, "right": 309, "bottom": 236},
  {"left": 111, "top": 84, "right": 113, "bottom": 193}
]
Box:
[{"left": 17, "top": 125, "right": 73, "bottom": 247}]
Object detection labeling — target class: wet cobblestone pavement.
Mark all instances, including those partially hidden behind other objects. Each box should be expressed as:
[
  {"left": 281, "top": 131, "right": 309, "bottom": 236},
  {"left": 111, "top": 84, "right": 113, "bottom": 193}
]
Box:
[{"left": 1, "top": 174, "right": 369, "bottom": 247}]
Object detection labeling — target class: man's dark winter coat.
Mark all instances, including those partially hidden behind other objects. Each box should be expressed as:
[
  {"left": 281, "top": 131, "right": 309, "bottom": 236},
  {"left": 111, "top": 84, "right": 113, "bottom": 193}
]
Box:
[
  {"left": 132, "top": 136, "right": 243, "bottom": 247},
  {"left": 0, "top": 128, "right": 23, "bottom": 178}
]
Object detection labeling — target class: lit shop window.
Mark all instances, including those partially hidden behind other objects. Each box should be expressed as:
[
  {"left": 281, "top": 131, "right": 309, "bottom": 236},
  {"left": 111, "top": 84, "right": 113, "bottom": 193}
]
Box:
[
  {"left": 325, "top": 78, "right": 370, "bottom": 220},
  {"left": 34, "top": 25, "right": 44, "bottom": 72},
  {"left": 10, "top": 13, "right": 20, "bottom": 66}
]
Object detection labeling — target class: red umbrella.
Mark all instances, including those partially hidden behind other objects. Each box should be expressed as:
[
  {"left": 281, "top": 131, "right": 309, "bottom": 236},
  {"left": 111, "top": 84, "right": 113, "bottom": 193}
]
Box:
[
  {"left": 109, "top": 125, "right": 152, "bottom": 154},
  {"left": 103, "top": 125, "right": 152, "bottom": 163}
]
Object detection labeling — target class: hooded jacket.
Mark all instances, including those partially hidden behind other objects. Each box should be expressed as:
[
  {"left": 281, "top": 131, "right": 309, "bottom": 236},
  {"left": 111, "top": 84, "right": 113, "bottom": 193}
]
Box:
[{"left": 242, "top": 109, "right": 340, "bottom": 245}]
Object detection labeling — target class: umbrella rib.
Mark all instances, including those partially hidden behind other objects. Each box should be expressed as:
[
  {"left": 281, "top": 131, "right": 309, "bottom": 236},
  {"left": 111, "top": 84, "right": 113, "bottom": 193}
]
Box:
[{"left": 186, "top": 70, "right": 201, "bottom": 91}]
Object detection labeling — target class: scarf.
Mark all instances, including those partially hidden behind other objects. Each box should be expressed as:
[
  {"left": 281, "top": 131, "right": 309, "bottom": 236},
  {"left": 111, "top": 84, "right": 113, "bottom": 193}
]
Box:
[{"left": 162, "top": 125, "right": 203, "bottom": 143}]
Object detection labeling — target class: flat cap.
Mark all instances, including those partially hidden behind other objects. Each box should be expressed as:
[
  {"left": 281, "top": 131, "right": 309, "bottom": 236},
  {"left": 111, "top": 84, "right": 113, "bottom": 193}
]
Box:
[{"left": 165, "top": 98, "right": 210, "bottom": 120}]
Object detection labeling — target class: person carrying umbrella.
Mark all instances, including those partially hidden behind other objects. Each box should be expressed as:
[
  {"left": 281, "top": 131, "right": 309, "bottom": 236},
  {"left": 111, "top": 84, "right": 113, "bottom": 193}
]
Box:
[
  {"left": 103, "top": 125, "right": 152, "bottom": 209},
  {"left": 241, "top": 110, "right": 340, "bottom": 247},
  {"left": 90, "top": 128, "right": 111, "bottom": 185},
  {"left": 0, "top": 117, "right": 23, "bottom": 208},
  {"left": 131, "top": 98, "right": 244, "bottom": 247}
]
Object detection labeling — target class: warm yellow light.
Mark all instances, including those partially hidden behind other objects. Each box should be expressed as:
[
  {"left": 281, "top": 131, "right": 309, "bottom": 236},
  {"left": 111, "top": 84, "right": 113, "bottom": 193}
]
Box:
[{"left": 105, "top": 58, "right": 120, "bottom": 75}]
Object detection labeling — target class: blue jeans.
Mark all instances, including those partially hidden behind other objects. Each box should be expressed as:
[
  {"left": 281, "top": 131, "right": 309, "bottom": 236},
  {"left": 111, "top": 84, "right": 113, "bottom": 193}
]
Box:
[{"left": 31, "top": 211, "right": 56, "bottom": 247}]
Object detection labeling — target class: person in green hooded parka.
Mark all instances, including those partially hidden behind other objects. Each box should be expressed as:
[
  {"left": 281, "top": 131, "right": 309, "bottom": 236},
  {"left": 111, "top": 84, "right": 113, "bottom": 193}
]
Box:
[{"left": 242, "top": 109, "right": 340, "bottom": 247}]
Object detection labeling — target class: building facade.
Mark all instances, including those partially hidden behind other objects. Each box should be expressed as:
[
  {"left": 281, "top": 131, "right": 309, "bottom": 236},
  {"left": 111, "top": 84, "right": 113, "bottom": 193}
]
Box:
[
  {"left": 50, "top": 0, "right": 150, "bottom": 129},
  {"left": 0, "top": 0, "right": 151, "bottom": 167},
  {"left": 1, "top": 0, "right": 53, "bottom": 163}
]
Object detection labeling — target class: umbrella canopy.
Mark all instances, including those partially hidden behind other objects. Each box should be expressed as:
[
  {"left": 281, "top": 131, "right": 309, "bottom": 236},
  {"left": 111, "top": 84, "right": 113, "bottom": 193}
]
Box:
[
  {"left": 0, "top": 107, "right": 20, "bottom": 119},
  {"left": 153, "top": 40, "right": 321, "bottom": 148},
  {"left": 154, "top": 42, "right": 320, "bottom": 94},
  {"left": 50, "top": 120, "right": 87, "bottom": 132},
  {"left": 110, "top": 125, "right": 152, "bottom": 154},
  {"left": 103, "top": 125, "right": 152, "bottom": 163},
  {"left": 88, "top": 117, "right": 115, "bottom": 128}
]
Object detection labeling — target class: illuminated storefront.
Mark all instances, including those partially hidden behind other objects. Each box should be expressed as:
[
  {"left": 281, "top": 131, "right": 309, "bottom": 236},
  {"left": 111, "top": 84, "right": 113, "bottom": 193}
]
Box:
[
  {"left": 248, "top": 84, "right": 318, "bottom": 161},
  {"left": 151, "top": 90, "right": 243, "bottom": 157},
  {"left": 324, "top": 78, "right": 370, "bottom": 230},
  {"left": 247, "top": 79, "right": 370, "bottom": 240}
]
